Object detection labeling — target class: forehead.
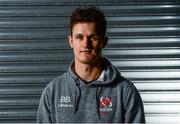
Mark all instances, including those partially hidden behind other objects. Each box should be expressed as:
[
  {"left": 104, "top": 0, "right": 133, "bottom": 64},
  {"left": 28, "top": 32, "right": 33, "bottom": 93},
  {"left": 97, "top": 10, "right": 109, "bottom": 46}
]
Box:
[{"left": 72, "top": 22, "right": 97, "bottom": 34}]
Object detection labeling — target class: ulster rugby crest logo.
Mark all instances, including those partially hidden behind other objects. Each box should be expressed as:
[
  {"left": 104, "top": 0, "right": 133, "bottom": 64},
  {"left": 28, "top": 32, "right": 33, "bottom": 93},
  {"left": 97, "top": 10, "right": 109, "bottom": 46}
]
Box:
[{"left": 99, "top": 96, "right": 112, "bottom": 114}]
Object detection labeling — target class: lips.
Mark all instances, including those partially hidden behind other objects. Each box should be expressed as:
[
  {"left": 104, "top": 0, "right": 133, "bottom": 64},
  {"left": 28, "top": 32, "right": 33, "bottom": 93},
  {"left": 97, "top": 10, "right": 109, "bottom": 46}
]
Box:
[{"left": 80, "top": 50, "right": 92, "bottom": 53}]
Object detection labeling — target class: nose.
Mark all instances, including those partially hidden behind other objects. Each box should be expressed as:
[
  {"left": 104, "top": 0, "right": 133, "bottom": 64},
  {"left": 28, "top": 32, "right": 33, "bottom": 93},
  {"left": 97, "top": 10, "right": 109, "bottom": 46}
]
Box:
[{"left": 82, "top": 36, "right": 92, "bottom": 48}]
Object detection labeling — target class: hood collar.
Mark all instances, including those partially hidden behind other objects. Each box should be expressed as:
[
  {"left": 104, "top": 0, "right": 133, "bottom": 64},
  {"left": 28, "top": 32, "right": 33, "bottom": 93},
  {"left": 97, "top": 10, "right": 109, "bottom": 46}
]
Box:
[{"left": 68, "top": 57, "right": 119, "bottom": 86}]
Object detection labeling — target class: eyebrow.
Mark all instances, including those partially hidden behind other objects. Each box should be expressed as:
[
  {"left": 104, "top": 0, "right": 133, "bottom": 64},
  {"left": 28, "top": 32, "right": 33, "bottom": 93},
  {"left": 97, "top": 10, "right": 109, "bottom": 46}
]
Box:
[
  {"left": 74, "top": 34, "right": 83, "bottom": 37},
  {"left": 73, "top": 33, "right": 99, "bottom": 37}
]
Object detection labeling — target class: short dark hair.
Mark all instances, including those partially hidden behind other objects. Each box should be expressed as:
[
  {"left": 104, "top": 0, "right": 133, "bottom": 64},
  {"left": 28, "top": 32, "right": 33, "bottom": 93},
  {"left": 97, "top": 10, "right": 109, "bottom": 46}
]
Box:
[{"left": 70, "top": 6, "right": 107, "bottom": 37}]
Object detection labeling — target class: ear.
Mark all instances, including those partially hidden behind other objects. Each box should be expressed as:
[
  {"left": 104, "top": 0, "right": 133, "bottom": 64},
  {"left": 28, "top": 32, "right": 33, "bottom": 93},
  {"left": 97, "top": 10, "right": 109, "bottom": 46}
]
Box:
[
  {"left": 102, "top": 36, "right": 108, "bottom": 48},
  {"left": 68, "top": 35, "right": 73, "bottom": 48}
]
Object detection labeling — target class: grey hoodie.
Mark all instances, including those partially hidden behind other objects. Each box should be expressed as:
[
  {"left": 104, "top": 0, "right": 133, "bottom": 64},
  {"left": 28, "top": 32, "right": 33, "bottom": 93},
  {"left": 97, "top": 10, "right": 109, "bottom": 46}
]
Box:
[{"left": 37, "top": 58, "right": 145, "bottom": 123}]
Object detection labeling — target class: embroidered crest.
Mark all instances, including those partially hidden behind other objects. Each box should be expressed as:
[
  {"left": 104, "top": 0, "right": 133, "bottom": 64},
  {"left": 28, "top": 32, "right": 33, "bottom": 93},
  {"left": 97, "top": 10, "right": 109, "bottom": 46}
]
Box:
[{"left": 99, "top": 96, "right": 112, "bottom": 114}]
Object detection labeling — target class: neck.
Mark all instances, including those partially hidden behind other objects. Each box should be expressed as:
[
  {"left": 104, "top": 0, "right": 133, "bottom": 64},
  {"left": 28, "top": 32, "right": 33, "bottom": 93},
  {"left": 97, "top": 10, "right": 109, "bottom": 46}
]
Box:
[{"left": 74, "top": 58, "right": 103, "bottom": 83}]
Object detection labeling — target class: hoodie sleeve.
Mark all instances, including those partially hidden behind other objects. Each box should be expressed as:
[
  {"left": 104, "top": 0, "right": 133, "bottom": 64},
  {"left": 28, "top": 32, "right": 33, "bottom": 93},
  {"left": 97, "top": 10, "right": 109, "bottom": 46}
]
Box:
[
  {"left": 37, "top": 86, "right": 52, "bottom": 123},
  {"left": 124, "top": 83, "right": 146, "bottom": 123}
]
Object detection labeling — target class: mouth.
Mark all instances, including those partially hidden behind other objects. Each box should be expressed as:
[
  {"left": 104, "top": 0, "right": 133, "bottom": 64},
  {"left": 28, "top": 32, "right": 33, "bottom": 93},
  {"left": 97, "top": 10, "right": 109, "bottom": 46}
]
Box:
[{"left": 80, "top": 50, "right": 92, "bottom": 53}]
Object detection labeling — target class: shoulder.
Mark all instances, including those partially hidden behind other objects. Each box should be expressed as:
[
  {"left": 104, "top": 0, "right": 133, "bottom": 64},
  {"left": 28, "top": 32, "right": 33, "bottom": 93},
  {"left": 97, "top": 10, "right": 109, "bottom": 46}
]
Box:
[
  {"left": 117, "top": 76, "right": 143, "bottom": 108},
  {"left": 115, "top": 75, "right": 140, "bottom": 99},
  {"left": 118, "top": 76, "right": 139, "bottom": 94},
  {"left": 42, "top": 72, "right": 68, "bottom": 95}
]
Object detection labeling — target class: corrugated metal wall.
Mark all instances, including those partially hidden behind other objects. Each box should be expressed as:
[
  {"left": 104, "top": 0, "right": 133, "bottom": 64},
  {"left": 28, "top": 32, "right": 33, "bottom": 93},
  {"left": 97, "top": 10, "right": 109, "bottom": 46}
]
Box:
[{"left": 0, "top": 0, "right": 179, "bottom": 123}]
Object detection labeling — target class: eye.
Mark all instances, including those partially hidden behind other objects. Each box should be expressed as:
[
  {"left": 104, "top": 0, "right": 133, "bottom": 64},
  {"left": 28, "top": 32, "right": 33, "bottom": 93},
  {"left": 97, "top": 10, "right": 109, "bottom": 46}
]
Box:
[
  {"left": 90, "top": 35, "right": 99, "bottom": 41},
  {"left": 75, "top": 35, "right": 83, "bottom": 40}
]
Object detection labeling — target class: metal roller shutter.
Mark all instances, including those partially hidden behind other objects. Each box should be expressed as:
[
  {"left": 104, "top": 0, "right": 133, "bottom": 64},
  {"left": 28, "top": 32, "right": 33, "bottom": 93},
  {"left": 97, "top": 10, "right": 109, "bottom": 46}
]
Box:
[{"left": 0, "top": 0, "right": 179, "bottom": 123}]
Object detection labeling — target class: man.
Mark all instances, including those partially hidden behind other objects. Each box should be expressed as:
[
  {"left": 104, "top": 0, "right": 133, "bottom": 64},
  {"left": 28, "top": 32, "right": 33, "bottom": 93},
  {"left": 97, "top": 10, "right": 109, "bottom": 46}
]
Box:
[{"left": 37, "top": 6, "right": 145, "bottom": 123}]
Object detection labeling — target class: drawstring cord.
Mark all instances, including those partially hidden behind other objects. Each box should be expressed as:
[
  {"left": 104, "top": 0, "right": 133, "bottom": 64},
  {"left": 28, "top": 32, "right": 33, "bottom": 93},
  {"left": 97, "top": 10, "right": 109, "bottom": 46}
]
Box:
[
  {"left": 73, "top": 79, "right": 102, "bottom": 120},
  {"left": 96, "top": 85, "right": 102, "bottom": 119},
  {"left": 74, "top": 80, "right": 81, "bottom": 114}
]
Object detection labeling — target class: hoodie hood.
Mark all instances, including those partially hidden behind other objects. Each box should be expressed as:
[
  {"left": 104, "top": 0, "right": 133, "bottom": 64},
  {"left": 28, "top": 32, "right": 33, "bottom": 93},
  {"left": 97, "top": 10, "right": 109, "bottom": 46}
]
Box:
[
  {"left": 96, "top": 58, "right": 119, "bottom": 85},
  {"left": 68, "top": 57, "right": 120, "bottom": 86},
  {"left": 67, "top": 57, "right": 120, "bottom": 118}
]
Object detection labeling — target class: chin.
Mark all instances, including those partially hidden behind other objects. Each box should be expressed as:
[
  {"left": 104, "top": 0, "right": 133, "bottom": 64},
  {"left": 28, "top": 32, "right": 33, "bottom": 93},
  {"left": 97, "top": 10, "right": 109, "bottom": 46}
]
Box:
[
  {"left": 81, "top": 57, "right": 101, "bottom": 64},
  {"left": 80, "top": 59, "right": 93, "bottom": 64},
  {"left": 75, "top": 53, "right": 101, "bottom": 64}
]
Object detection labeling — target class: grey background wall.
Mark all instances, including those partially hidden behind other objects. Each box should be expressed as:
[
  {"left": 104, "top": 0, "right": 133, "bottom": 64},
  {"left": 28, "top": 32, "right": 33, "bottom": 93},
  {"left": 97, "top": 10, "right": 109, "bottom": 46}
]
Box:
[{"left": 0, "top": 0, "right": 179, "bottom": 123}]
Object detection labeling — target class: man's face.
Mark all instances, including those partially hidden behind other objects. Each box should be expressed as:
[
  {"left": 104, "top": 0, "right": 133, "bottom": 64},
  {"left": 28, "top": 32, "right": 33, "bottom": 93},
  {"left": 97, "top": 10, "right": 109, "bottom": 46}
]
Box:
[{"left": 68, "top": 22, "right": 107, "bottom": 64}]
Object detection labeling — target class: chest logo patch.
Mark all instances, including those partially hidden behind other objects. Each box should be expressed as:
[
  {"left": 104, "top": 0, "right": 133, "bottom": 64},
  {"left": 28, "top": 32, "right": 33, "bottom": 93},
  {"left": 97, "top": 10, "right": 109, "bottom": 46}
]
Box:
[
  {"left": 58, "top": 96, "right": 73, "bottom": 108},
  {"left": 99, "top": 96, "right": 112, "bottom": 114}
]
